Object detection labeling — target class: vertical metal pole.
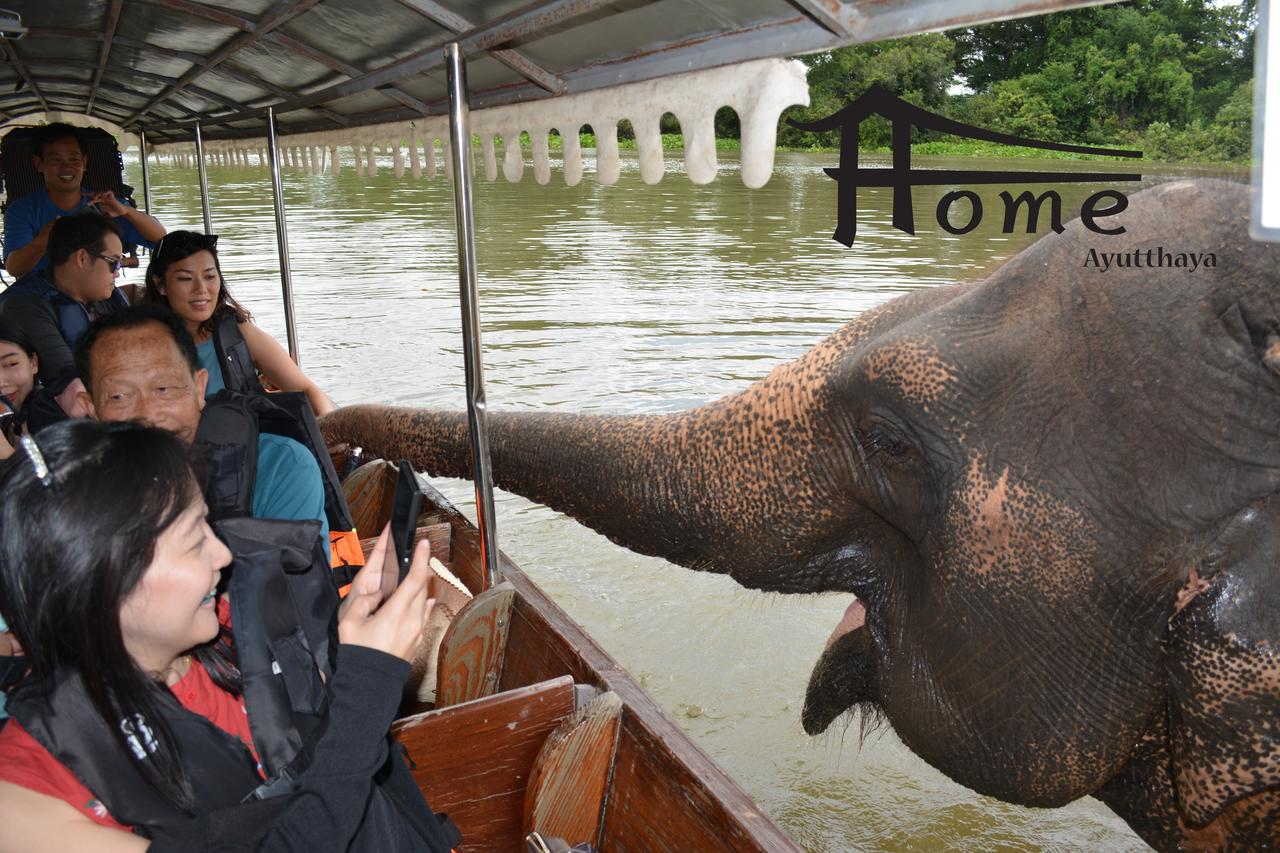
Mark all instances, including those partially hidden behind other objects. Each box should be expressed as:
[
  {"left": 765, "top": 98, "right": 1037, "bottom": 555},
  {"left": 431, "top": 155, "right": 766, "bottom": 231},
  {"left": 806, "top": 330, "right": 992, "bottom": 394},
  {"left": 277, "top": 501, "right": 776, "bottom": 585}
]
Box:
[
  {"left": 265, "top": 107, "right": 301, "bottom": 364},
  {"left": 139, "top": 128, "right": 152, "bottom": 214},
  {"left": 193, "top": 121, "right": 212, "bottom": 234},
  {"left": 446, "top": 42, "right": 500, "bottom": 589}
]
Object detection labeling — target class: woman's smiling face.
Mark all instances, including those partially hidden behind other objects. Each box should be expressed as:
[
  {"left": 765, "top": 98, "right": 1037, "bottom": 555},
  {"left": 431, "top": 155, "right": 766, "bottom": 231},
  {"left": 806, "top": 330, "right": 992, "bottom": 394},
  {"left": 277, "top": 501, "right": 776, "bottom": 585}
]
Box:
[
  {"left": 0, "top": 340, "right": 38, "bottom": 410},
  {"left": 157, "top": 250, "right": 222, "bottom": 330},
  {"left": 119, "top": 497, "right": 232, "bottom": 676}
]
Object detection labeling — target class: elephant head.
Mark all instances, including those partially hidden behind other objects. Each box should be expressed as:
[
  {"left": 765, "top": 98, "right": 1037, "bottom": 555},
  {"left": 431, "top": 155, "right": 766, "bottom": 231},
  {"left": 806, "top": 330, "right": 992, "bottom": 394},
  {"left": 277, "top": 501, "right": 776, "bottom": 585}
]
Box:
[{"left": 322, "top": 180, "right": 1280, "bottom": 848}]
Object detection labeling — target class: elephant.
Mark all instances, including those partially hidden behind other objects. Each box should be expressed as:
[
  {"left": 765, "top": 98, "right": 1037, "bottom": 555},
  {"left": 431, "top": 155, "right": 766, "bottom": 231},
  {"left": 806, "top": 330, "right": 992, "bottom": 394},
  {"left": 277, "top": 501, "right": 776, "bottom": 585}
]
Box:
[{"left": 321, "top": 180, "right": 1279, "bottom": 849}]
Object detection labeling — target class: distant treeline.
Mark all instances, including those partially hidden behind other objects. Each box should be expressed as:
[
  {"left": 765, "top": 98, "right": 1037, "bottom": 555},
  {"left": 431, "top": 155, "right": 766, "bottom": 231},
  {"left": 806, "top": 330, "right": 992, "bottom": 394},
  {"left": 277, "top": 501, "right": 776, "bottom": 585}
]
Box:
[{"left": 690, "top": 0, "right": 1255, "bottom": 162}]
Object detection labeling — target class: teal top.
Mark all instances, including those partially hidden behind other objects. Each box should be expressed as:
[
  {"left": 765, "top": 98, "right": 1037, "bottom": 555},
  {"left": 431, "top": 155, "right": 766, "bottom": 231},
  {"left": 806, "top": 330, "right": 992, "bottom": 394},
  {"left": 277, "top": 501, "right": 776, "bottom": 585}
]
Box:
[
  {"left": 255, "top": 432, "right": 329, "bottom": 547},
  {"left": 196, "top": 337, "right": 225, "bottom": 397}
]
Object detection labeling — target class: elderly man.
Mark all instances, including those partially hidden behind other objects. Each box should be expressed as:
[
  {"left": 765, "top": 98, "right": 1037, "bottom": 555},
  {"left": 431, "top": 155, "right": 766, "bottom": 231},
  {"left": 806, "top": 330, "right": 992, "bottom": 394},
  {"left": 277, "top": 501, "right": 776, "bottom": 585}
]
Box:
[
  {"left": 76, "top": 304, "right": 329, "bottom": 542},
  {"left": 4, "top": 122, "right": 165, "bottom": 277}
]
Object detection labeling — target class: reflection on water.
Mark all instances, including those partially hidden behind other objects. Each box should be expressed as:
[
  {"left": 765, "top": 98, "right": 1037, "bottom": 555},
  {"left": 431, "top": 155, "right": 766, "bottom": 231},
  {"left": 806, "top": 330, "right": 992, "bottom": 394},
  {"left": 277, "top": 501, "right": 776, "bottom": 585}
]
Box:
[{"left": 127, "top": 150, "right": 1240, "bottom": 851}]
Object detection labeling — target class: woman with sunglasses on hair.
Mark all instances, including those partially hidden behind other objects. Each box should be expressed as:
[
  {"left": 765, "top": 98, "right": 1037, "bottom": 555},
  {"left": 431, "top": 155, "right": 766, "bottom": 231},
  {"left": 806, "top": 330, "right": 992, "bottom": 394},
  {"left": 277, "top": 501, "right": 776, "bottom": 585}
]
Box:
[
  {"left": 143, "top": 231, "right": 337, "bottom": 416},
  {"left": 0, "top": 420, "right": 459, "bottom": 852}
]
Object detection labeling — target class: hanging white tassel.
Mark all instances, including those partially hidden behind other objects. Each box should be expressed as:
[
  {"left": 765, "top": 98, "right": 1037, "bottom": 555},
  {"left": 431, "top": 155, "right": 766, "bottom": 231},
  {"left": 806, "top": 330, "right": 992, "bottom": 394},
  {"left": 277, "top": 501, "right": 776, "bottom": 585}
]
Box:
[
  {"left": 560, "top": 125, "right": 582, "bottom": 187},
  {"left": 501, "top": 132, "right": 522, "bottom": 183},
  {"left": 530, "top": 128, "right": 551, "bottom": 185},
  {"left": 632, "top": 113, "right": 663, "bottom": 185},
  {"left": 143, "top": 57, "right": 807, "bottom": 189}
]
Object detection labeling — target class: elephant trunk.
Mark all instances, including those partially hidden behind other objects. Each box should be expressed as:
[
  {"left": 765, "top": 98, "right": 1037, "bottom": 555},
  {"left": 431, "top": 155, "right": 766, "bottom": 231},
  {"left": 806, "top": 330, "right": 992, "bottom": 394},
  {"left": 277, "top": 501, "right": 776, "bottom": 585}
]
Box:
[{"left": 320, "top": 353, "right": 855, "bottom": 590}]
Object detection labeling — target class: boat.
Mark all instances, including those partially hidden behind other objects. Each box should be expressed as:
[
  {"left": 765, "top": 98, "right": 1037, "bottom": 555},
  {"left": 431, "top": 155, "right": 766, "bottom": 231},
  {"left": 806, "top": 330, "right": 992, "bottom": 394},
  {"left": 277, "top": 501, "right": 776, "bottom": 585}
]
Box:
[
  {"left": 342, "top": 459, "right": 802, "bottom": 851},
  {"left": 0, "top": 0, "right": 1152, "bottom": 848}
]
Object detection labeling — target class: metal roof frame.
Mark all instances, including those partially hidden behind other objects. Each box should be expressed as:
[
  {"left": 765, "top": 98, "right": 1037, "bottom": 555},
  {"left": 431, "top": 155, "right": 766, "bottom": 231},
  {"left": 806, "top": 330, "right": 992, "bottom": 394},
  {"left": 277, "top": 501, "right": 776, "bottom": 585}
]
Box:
[{"left": 1, "top": 0, "right": 1124, "bottom": 143}]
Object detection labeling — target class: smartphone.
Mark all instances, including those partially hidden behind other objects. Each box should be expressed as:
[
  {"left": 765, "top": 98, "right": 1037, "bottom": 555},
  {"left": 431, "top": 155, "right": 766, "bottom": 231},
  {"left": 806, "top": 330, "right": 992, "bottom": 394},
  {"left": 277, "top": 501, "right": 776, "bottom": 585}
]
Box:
[{"left": 380, "top": 460, "right": 424, "bottom": 601}]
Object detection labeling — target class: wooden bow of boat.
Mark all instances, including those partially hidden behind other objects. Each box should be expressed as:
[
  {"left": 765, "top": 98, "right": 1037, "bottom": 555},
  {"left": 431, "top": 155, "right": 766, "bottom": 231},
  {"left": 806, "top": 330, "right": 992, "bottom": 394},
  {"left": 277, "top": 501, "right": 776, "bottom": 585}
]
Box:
[{"left": 344, "top": 459, "right": 798, "bottom": 852}]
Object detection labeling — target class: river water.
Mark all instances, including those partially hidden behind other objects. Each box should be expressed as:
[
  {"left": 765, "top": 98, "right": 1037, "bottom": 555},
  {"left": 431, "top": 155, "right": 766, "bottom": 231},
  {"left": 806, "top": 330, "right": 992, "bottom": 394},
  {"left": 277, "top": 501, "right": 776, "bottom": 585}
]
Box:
[{"left": 124, "top": 148, "right": 1241, "bottom": 851}]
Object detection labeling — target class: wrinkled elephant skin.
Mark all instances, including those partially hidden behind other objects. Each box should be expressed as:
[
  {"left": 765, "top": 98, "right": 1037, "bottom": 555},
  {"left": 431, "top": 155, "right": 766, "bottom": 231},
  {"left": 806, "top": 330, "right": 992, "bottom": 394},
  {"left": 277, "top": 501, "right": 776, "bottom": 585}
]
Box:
[{"left": 322, "top": 181, "right": 1280, "bottom": 850}]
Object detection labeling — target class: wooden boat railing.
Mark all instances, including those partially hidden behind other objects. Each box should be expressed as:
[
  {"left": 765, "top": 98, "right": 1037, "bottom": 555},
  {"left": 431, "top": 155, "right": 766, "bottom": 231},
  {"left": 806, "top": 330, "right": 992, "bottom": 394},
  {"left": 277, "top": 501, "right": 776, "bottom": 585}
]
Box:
[{"left": 345, "top": 459, "right": 800, "bottom": 852}]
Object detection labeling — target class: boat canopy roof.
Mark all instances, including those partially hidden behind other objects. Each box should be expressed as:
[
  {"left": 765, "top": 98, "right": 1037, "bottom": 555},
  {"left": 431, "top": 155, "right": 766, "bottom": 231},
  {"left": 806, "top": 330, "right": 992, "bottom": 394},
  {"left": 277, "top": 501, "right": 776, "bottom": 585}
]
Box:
[
  {"left": 6, "top": 0, "right": 1122, "bottom": 142},
  {"left": 2, "top": 0, "right": 1121, "bottom": 187}
]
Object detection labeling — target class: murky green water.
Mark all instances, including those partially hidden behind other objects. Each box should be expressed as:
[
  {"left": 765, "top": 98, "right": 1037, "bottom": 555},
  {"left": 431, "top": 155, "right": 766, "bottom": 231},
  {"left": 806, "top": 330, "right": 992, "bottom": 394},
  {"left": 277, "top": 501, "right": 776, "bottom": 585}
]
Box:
[{"left": 124, "top": 148, "right": 1241, "bottom": 851}]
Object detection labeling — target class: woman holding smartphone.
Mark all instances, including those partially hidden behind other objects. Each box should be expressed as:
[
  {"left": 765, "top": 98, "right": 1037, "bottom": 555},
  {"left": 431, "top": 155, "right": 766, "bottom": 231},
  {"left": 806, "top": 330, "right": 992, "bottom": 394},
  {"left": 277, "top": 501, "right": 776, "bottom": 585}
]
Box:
[{"left": 0, "top": 420, "right": 458, "bottom": 851}]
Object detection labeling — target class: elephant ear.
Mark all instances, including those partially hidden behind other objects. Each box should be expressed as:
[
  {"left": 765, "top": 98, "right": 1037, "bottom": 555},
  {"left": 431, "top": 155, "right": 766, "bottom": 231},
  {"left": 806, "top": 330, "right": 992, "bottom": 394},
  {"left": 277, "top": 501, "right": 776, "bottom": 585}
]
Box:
[{"left": 1165, "top": 498, "right": 1280, "bottom": 829}]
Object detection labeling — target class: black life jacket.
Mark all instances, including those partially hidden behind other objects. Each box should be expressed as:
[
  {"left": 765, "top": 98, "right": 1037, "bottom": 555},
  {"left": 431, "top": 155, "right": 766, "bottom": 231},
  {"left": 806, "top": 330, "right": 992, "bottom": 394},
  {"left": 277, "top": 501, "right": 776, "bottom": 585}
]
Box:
[
  {"left": 194, "top": 389, "right": 355, "bottom": 536},
  {"left": 6, "top": 272, "right": 129, "bottom": 353},
  {"left": 6, "top": 517, "right": 457, "bottom": 851},
  {"left": 211, "top": 311, "right": 266, "bottom": 396}
]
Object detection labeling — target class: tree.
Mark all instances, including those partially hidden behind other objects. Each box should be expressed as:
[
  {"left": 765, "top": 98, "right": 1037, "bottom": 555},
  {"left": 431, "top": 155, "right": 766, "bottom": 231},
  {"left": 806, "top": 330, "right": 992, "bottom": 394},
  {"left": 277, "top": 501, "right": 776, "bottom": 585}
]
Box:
[{"left": 778, "top": 33, "right": 956, "bottom": 148}]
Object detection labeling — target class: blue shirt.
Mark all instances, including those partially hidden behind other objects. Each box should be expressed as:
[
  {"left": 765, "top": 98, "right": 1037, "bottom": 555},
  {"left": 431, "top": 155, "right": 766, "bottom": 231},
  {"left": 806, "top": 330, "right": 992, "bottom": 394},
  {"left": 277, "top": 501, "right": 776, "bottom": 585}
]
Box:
[
  {"left": 197, "top": 338, "right": 226, "bottom": 396},
  {"left": 3, "top": 189, "right": 152, "bottom": 274},
  {"left": 254, "top": 432, "right": 329, "bottom": 546}
]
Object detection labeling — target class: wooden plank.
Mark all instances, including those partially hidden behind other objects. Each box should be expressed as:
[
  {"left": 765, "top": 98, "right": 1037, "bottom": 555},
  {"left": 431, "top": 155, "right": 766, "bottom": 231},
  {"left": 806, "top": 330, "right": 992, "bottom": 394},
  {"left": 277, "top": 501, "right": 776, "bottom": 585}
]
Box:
[
  {"left": 393, "top": 676, "right": 575, "bottom": 852},
  {"left": 345, "top": 459, "right": 455, "bottom": 557},
  {"left": 342, "top": 458, "right": 396, "bottom": 537},
  {"left": 524, "top": 691, "right": 623, "bottom": 848},
  {"left": 419, "top": 489, "right": 801, "bottom": 851},
  {"left": 501, "top": 585, "right": 598, "bottom": 690},
  {"left": 492, "top": 558, "right": 799, "bottom": 850},
  {"left": 603, "top": 679, "right": 783, "bottom": 851},
  {"left": 435, "top": 582, "right": 515, "bottom": 706},
  {"left": 358, "top": 521, "right": 452, "bottom": 567}
]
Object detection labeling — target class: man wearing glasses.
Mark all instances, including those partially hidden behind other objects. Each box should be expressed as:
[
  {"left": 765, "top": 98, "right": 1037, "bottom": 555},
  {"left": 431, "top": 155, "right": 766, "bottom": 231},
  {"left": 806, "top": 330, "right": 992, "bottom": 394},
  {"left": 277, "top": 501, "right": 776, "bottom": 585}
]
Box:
[
  {"left": 0, "top": 212, "right": 128, "bottom": 419},
  {"left": 3, "top": 123, "right": 166, "bottom": 278}
]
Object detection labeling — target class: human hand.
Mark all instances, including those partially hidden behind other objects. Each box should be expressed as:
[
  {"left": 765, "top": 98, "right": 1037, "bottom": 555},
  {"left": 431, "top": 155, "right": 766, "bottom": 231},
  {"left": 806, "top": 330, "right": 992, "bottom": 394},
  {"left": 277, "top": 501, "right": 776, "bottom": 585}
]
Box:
[
  {"left": 86, "top": 191, "right": 127, "bottom": 217},
  {"left": 337, "top": 526, "right": 435, "bottom": 662},
  {"left": 56, "top": 378, "right": 91, "bottom": 419}
]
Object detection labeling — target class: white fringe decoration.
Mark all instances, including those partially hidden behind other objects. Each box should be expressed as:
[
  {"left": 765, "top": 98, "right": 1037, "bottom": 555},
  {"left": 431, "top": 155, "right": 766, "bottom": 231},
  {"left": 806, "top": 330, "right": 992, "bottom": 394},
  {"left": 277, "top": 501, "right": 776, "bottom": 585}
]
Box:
[{"left": 148, "top": 58, "right": 808, "bottom": 189}]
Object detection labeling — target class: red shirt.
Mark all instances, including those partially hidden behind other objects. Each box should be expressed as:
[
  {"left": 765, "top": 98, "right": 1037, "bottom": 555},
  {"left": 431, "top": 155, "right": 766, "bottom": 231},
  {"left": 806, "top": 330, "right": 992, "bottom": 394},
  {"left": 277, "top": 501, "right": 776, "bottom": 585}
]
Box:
[{"left": 0, "top": 661, "right": 259, "bottom": 832}]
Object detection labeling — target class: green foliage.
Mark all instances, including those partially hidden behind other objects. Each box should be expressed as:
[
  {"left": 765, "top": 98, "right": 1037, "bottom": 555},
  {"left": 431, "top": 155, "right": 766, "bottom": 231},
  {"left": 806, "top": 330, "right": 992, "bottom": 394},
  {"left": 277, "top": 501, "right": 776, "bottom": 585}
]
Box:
[
  {"left": 771, "top": 0, "right": 1254, "bottom": 162},
  {"left": 777, "top": 33, "right": 956, "bottom": 149}
]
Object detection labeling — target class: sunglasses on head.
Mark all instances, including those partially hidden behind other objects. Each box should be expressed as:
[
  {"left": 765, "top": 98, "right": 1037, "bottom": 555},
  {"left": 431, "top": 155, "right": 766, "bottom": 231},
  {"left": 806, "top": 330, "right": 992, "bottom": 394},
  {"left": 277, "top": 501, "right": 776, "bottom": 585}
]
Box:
[{"left": 154, "top": 231, "right": 219, "bottom": 260}]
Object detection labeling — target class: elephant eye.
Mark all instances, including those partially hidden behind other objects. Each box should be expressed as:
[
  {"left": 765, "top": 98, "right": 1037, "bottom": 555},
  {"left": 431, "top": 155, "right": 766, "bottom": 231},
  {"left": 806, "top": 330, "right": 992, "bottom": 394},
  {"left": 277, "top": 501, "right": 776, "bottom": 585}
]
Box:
[{"left": 864, "top": 425, "right": 910, "bottom": 459}]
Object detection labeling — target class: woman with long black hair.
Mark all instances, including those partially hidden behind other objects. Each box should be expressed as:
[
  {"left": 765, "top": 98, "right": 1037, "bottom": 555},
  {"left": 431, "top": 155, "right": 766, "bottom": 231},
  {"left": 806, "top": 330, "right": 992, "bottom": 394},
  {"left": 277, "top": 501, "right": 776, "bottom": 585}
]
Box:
[
  {"left": 0, "top": 419, "right": 458, "bottom": 851},
  {"left": 142, "top": 231, "right": 337, "bottom": 416}
]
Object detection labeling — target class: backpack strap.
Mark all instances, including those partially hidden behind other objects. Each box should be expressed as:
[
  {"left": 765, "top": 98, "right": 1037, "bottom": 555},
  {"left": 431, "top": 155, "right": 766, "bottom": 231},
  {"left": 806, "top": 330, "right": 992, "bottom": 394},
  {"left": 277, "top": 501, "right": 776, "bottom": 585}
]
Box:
[
  {"left": 193, "top": 390, "right": 264, "bottom": 521},
  {"left": 195, "top": 389, "right": 356, "bottom": 540},
  {"left": 211, "top": 312, "right": 265, "bottom": 395}
]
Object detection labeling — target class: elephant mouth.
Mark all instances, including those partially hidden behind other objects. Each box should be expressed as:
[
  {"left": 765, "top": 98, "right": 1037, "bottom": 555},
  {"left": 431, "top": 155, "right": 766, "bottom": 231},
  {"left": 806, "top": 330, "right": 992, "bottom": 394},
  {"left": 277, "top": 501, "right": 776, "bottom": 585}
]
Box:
[
  {"left": 801, "top": 597, "right": 879, "bottom": 735},
  {"left": 824, "top": 598, "right": 867, "bottom": 647}
]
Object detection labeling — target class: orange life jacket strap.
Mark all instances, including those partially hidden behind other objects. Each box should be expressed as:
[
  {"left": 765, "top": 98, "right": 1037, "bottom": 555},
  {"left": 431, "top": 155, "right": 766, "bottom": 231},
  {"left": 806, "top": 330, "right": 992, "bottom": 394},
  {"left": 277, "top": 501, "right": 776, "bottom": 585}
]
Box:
[{"left": 330, "top": 529, "right": 365, "bottom": 570}]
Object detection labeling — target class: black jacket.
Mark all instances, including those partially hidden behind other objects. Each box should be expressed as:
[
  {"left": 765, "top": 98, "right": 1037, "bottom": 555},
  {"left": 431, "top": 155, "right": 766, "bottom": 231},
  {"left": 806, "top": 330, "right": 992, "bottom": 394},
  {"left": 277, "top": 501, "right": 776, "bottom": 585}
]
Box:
[{"left": 8, "top": 517, "right": 458, "bottom": 852}]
